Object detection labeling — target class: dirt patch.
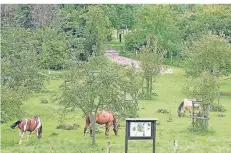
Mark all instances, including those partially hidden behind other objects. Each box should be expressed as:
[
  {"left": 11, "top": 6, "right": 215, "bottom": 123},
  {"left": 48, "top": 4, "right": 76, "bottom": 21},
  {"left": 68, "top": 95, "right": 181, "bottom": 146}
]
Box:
[{"left": 105, "top": 49, "right": 173, "bottom": 74}]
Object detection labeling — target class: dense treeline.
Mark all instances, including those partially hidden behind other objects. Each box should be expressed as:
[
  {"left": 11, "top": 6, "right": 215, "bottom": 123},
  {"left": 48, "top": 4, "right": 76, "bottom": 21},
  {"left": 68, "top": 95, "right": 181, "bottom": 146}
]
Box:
[{"left": 1, "top": 4, "right": 231, "bottom": 122}]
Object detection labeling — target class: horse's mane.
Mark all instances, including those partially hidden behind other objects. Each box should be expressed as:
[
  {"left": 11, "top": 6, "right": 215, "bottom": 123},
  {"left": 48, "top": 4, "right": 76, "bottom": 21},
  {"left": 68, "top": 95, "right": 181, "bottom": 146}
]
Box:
[{"left": 177, "top": 101, "right": 184, "bottom": 112}]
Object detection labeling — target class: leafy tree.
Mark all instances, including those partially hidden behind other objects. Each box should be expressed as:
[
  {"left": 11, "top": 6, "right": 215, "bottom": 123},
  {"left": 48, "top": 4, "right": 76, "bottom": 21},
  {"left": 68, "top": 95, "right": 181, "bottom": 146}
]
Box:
[
  {"left": 139, "top": 34, "right": 165, "bottom": 99},
  {"left": 126, "top": 5, "right": 181, "bottom": 59},
  {"left": 17, "top": 5, "right": 33, "bottom": 28},
  {"left": 183, "top": 72, "right": 217, "bottom": 132},
  {"left": 84, "top": 5, "right": 111, "bottom": 56},
  {"left": 59, "top": 56, "right": 140, "bottom": 145},
  {"left": 59, "top": 5, "right": 86, "bottom": 36},
  {"left": 178, "top": 5, "right": 231, "bottom": 42},
  {"left": 31, "top": 4, "right": 60, "bottom": 28},
  {"left": 183, "top": 33, "right": 231, "bottom": 110},
  {"left": 102, "top": 4, "right": 140, "bottom": 29},
  {"left": 32, "top": 27, "right": 69, "bottom": 69},
  {"left": 1, "top": 27, "right": 44, "bottom": 122}
]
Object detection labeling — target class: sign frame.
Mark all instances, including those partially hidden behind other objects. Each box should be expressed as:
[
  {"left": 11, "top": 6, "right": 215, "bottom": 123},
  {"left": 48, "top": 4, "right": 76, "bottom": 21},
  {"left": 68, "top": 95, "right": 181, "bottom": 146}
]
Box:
[{"left": 125, "top": 118, "right": 158, "bottom": 153}]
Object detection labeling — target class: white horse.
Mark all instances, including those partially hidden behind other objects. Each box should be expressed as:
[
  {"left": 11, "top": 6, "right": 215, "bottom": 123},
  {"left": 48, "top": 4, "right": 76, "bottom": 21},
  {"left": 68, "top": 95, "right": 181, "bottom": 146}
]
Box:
[{"left": 177, "top": 98, "right": 201, "bottom": 117}]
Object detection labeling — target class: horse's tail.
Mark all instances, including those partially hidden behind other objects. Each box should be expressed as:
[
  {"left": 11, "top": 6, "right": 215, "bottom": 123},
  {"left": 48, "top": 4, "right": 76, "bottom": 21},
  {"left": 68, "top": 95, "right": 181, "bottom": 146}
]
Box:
[
  {"left": 38, "top": 124, "right": 43, "bottom": 139},
  {"left": 177, "top": 101, "right": 184, "bottom": 117},
  {"left": 85, "top": 115, "right": 90, "bottom": 126},
  {"left": 84, "top": 115, "right": 90, "bottom": 135},
  {"left": 10, "top": 120, "right": 22, "bottom": 129}
]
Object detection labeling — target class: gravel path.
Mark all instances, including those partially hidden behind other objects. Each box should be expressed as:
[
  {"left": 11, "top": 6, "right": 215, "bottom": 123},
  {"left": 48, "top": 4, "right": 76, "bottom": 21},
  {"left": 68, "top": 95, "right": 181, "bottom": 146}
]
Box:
[{"left": 105, "top": 49, "right": 173, "bottom": 74}]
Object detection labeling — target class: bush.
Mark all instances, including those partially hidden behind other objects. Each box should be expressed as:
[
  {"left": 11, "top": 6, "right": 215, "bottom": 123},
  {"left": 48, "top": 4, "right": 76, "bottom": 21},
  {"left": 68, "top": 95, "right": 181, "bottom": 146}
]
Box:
[
  {"left": 210, "top": 103, "right": 226, "bottom": 112},
  {"left": 163, "top": 58, "right": 185, "bottom": 68},
  {"left": 56, "top": 124, "right": 80, "bottom": 130},
  {"left": 40, "top": 98, "right": 48, "bottom": 104}
]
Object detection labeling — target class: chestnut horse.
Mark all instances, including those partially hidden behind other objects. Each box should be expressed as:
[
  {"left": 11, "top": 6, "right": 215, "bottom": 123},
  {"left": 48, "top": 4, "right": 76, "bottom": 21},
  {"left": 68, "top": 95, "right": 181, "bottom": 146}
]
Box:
[
  {"left": 177, "top": 99, "right": 202, "bottom": 117},
  {"left": 10, "top": 116, "right": 43, "bottom": 144},
  {"left": 84, "top": 111, "right": 118, "bottom": 137}
]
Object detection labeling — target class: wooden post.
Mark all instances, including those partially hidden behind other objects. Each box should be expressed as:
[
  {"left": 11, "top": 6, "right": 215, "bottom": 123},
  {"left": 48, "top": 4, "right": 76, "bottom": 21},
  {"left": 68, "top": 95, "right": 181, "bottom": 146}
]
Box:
[
  {"left": 107, "top": 139, "right": 111, "bottom": 153},
  {"left": 173, "top": 140, "right": 178, "bottom": 153},
  {"left": 152, "top": 121, "right": 156, "bottom": 153},
  {"left": 125, "top": 121, "right": 128, "bottom": 153},
  {"left": 192, "top": 101, "right": 195, "bottom": 130}
]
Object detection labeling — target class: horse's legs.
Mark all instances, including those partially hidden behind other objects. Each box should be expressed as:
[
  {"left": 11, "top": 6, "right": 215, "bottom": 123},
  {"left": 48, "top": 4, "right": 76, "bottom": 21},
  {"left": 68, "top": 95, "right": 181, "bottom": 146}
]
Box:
[
  {"left": 19, "top": 131, "right": 25, "bottom": 145},
  {"left": 83, "top": 125, "right": 88, "bottom": 137},
  {"left": 105, "top": 122, "right": 110, "bottom": 138},
  {"left": 27, "top": 132, "right": 32, "bottom": 141},
  {"left": 90, "top": 126, "right": 93, "bottom": 137},
  {"left": 36, "top": 129, "right": 39, "bottom": 138}
]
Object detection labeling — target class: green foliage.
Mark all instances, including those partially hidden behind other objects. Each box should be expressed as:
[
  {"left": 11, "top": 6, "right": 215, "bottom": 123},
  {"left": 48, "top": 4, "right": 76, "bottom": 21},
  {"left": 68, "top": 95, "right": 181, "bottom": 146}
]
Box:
[
  {"left": 33, "top": 27, "right": 69, "bottom": 69},
  {"left": 84, "top": 5, "right": 111, "bottom": 56},
  {"left": 59, "top": 56, "right": 140, "bottom": 145},
  {"left": 183, "top": 33, "right": 231, "bottom": 77},
  {"left": 59, "top": 5, "right": 85, "bottom": 36},
  {"left": 210, "top": 103, "right": 226, "bottom": 112},
  {"left": 130, "top": 5, "right": 182, "bottom": 58},
  {"left": 1, "top": 27, "right": 44, "bottom": 122},
  {"left": 1, "top": 86, "right": 24, "bottom": 123},
  {"left": 60, "top": 56, "right": 140, "bottom": 116},
  {"left": 139, "top": 34, "right": 165, "bottom": 99},
  {"left": 184, "top": 72, "right": 217, "bottom": 104},
  {"left": 56, "top": 124, "right": 80, "bottom": 130},
  {"left": 178, "top": 5, "right": 231, "bottom": 42},
  {"left": 183, "top": 72, "right": 218, "bottom": 132},
  {"left": 163, "top": 58, "right": 185, "bottom": 68},
  {"left": 17, "top": 5, "right": 33, "bottom": 28}
]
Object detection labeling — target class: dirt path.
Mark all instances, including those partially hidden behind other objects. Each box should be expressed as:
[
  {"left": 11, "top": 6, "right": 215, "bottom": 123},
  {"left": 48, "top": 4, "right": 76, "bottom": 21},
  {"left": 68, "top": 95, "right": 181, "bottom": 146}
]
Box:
[{"left": 105, "top": 49, "right": 173, "bottom": 74}]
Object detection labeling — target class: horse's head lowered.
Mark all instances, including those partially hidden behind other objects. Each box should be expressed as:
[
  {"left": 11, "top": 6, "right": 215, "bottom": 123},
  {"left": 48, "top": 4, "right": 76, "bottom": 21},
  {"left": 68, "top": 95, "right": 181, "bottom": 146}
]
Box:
[
  {"left": 113, "top": 118, "right": 119, "bottom": 135},
  {"left": 10, "top": 116, "right": 43, "bottom": 144},
  {"left": 33, "top": 116, "right": 43, "bottom": 139},
  {"left": 177, "top": 101, "right": 184, "bottom": 117}
]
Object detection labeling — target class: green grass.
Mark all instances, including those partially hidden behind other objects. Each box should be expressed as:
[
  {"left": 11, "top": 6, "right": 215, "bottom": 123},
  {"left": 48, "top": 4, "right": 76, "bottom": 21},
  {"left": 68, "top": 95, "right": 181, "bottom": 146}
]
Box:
[{"left": 1, "top": 67, "right": 231, "bottom": 153}]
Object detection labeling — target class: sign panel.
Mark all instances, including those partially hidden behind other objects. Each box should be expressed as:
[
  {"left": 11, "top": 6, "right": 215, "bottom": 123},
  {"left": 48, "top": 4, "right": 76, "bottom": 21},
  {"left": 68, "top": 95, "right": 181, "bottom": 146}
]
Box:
[
  {"left": 130, "top": 122, "right": 151, "bottom": 137},
  {"left": 125, "top": 118, "right": 158, "bottom": 153}
]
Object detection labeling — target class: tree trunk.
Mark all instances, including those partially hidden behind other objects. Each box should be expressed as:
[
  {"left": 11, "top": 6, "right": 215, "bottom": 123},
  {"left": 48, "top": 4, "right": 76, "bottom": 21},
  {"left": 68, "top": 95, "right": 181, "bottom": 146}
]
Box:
[
  {"left": 107, "top": 139, "right": 111, "bottom": 153},
  {"left": 89, "top": 113, "right": 96, "bottom": 146},
  {"left": 216, "top": 77, "right": 220, "bottom": 111},
  {"left": 150, "top": 76, "right": 153, "bottom": 95},
  {"left": 141, "top": 77, "right": 144, "bottom": 94},
  {"left": 146, "top": 77, "right": 149, "bottom": 95}
]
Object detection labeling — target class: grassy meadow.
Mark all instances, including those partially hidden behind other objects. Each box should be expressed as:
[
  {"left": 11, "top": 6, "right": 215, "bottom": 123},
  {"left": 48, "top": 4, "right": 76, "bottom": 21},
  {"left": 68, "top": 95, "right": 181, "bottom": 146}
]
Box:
[{"left": 1, "top": 66, "right": 231, "bottom": 153}]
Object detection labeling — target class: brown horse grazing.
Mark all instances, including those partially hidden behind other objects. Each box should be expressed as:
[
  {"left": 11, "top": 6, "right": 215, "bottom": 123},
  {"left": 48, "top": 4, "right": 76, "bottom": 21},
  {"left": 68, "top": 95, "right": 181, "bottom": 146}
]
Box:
[
  {"left": 84, "top": 111, "right": 118, "bottom": 137},
  {"left": 177, "top": 99, "right": 202, "bottom": 117},
  {"left": 10, "top": 116, "right": 43, "bottom": 144}
]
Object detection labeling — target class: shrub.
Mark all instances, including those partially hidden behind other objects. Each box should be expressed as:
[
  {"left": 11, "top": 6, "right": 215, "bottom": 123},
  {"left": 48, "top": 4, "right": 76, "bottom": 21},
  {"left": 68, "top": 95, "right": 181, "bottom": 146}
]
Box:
[
  {"left": 210, "top": 103, "right": 226, "bottom": 112},
  {"left": 56, "top": 124, "right": 80, "bottom": 130},
  {"left": 40, "top": 99, "right": 48, "bottom": 104}
]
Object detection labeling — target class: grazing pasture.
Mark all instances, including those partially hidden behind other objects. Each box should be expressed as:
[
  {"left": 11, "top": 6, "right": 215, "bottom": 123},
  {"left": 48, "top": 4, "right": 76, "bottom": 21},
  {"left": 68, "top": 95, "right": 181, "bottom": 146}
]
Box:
[{"left": 1, "top": 67, "right": 231, "bottom": 153}]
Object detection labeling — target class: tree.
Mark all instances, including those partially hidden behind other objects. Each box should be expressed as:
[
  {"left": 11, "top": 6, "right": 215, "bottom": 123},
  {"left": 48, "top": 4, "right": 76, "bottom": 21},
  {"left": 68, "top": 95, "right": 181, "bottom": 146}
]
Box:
[
  {"left": 84, "top": 5, "right": 111, "bottom": 56},
  {"left": 183, "top": 33, "right": 231, "bottom": 109},
  {"left": 59, "top": 56, "right": 140, "bottom": 145},
  {"left": 127, "top": 5, "right": 181, "bottom": 59},
  {"left": 1, "top": 27, "right": 44, "bottom": 122},
  {"left": 139, "top": 34, "right": 165, "bottom": 99},
  {"left": 178, "top": 5, "right": 231, "bottom": 42},
  {"left": 183, "top": 72, "right": 217, "bottom": 132},
  {"left": 31, "top": 27, "right": 69, "bottom": 69}
]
